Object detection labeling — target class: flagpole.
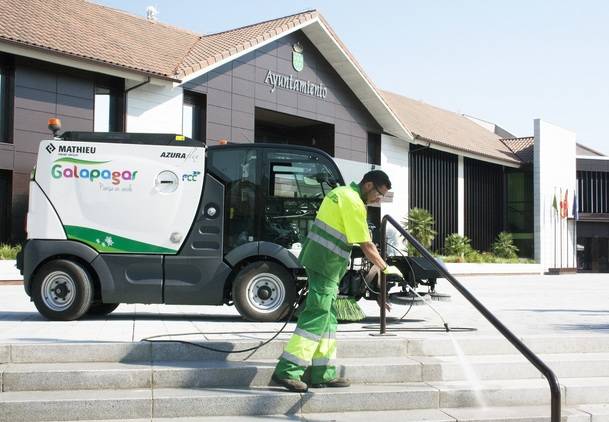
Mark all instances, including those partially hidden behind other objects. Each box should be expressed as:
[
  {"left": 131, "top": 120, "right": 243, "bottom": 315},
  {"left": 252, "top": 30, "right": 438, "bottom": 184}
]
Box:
[
  {"left": 567, "top": 216, "right": 569, "bottom": 268},
  {"left": 573, "top": 192, "right": 578, "bottom": 271},
  {"left": 553, "top": 189, "right": 557, "bottom": 269},
  {"left": 552, "top": 210, "right": 558, "bottom": 268}
]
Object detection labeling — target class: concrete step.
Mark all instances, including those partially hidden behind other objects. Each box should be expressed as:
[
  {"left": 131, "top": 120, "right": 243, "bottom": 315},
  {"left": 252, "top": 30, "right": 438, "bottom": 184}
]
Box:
[
  {"left": 2, "top": 335, "right": 609, "bottom": 364},
  {"left": 414, "top": 352, "right": 609, "bottom": 381},
  {"left": 24, "top": 404, "right": 609, "bottom": 422},
  {"left": 408, "top": 334, "right": 609, "bottom": 356},
  {"left": 0, "top": 357, "right": 423, "bottom": 391},
  {"left": 1, "top": 338, "right": 409, "bottom": 363},
  {"left": 3, "top": 378, "right": 609, "bottom": 421},
  {"left": 4, "top": 352, "right": 609, "bottom": 392}
]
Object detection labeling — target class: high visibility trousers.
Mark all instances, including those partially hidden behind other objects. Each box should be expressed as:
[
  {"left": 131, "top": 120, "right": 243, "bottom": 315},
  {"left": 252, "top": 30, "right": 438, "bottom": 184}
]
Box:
[{"left": 274, "top": 271, "right": 338, "bottom": 384}]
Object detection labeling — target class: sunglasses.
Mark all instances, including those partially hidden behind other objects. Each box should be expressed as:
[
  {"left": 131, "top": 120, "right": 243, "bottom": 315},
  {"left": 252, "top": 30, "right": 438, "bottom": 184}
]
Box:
[{"left": 372, "top": 184, "right": 385, "bottom": 198}]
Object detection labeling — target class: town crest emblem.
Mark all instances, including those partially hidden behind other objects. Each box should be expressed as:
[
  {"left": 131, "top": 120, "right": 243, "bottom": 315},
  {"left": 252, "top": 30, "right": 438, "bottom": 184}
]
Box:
[{"left": 292, "top": 42, "right": 304, "bottom": 72}]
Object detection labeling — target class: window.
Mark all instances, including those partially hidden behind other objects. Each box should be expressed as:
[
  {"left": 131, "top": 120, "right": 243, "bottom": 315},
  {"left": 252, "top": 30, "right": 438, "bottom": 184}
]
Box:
[
  {"left": 94, "top": 85, "right": 123, "bottom": 132},
  {"left": 208, "top": 148, "right": 259, "bottom": 252},
  {"left": 183, "top": 91, "right": 206, "bottom": 141},
  {"left": 264, "top": 150, "right": 338, "bottom": 249},
  {"left": 0, "top": 170, "right": 11, "bottom": 243},
  {"left": 0, "top": 58, "right": 12, "bottom": 142},
  {"left": 367, "top": 132, "right": 381, "bottom": 165}
]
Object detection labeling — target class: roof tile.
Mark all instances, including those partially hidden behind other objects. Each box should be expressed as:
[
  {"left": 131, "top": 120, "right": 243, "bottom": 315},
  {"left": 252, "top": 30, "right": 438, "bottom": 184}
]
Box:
[
  {"left": 0, "top": 0, "right": 201, "bottom": 79},
  {"left": 382, "top": 90, "right": 521, "bottom": 165},
  {"left": 0, "top": 0, "right": 318, "bottom": 80},
  {"left": 501, "top": 137, "right": 534, "bottom": 163}
]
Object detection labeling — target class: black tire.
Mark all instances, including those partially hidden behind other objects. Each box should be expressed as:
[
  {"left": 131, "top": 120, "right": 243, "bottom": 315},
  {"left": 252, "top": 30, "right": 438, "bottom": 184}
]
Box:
[
  {"left": 87, "top": 302, "right": 120, "bottom": 316},
  {"left": 232, "top": 261, "right": 297, "bottom": 322},
  {"left": 31, "top": 259, "right": 93, "bottom": 321}
]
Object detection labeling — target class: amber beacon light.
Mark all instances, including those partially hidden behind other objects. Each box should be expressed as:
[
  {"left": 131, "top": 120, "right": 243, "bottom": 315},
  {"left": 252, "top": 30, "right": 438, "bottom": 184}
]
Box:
[{"left": 48, "top": 118, "right": 61, "bottom": 137}]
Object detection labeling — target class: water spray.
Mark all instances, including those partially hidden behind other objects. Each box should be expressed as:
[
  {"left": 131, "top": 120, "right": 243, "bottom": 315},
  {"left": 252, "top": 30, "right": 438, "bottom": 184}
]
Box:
[{"left": 403, "top": 284, "right": 451, "bottom": 332}]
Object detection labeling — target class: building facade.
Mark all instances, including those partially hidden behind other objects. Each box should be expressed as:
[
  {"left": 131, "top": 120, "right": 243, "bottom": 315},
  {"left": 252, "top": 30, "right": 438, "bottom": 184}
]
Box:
[{"left": 0, "top": 2, "right": 595, "bottom": 273}]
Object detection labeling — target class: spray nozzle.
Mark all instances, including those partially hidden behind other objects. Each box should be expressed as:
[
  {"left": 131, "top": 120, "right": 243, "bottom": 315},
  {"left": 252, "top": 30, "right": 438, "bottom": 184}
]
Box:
[{"left": 444, "top": 322, "right": 450, "bottom": 332}]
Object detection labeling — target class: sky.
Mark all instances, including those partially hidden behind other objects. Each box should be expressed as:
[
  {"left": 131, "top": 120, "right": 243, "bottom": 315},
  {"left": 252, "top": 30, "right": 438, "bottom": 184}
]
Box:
[{"left": 96, "top": 0, "right": 609, "bottom": 155}]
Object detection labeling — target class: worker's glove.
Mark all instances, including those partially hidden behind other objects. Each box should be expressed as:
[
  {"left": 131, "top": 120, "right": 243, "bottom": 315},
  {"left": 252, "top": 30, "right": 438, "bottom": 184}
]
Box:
[
  {"left": 365, "top": 265, "right": 402, "bottom": 285},
  {"left": 383, "top": 265, "right": 402, "bottom": 276}
]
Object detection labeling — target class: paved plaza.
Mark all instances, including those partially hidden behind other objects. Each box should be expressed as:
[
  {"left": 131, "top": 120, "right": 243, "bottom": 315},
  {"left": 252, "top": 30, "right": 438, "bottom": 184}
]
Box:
[{"left": 0, "top": 273, "right": 606, "bottom": 345}]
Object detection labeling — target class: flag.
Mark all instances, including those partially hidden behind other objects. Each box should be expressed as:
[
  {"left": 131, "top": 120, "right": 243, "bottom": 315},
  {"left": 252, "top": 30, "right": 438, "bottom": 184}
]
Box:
[
  {"left": 563, "top": 189, "right": 569, "bottom": 219},
  {"left": 558, "top": 188, "right": 563, "bottom": 218},
  {"left": 552, "top": 192, "right": 558, "bottom": 213}
]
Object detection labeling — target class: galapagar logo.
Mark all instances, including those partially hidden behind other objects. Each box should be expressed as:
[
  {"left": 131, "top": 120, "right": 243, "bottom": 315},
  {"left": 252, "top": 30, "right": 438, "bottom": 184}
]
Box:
[{"left": 51, "top": 158, "right": 138, "bottom": 185}]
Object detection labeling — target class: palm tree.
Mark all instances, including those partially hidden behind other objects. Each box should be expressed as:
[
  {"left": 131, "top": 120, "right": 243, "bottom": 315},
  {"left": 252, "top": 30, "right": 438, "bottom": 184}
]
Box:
[{"left": 402, "top": 208, "right": 437, "bottom": 255}]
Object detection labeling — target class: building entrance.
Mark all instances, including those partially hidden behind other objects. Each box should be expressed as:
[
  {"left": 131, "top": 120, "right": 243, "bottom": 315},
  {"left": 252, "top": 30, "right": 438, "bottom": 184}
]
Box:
[
  {"left": 254, "top": 108, "right": 334, "bottom": 156},
  {"left": 577, "top": 221, "right": 609, "bottom": 272}
]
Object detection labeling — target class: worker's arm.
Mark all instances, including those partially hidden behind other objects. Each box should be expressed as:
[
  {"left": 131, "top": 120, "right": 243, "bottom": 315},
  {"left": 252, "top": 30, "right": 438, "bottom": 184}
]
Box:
[
  {"left": 358, "top": 241, "right": 388, "bottom": 271},
  {"left": 359, "top": 241, "right": 393, "bottom": 311}
]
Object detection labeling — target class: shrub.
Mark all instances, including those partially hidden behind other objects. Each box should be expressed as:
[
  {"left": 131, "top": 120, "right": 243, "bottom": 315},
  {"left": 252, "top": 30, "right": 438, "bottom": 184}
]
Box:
[
  {"left": 491, "top": 232, "right": 519, "bottom": 259},
  {"left": 444, "top": 234, "right": 472, "bottom": 262},
  {"left": 464, "top": 250, "right": 495, "bottom": 263},
  {"left": 402, "top": 208, "right": 437, "bottom": 256},
  {"left": 0, "top": 244, "right": 22, "bottom": 260}
]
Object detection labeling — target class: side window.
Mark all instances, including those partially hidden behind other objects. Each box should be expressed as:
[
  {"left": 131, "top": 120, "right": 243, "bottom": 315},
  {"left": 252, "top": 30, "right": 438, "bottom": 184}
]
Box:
[
  {"left": 207, "top": 148, "right": 258, "bottom": 252},
  {"left": 263, "top": 151, "right": 338, "bottom": 251}
]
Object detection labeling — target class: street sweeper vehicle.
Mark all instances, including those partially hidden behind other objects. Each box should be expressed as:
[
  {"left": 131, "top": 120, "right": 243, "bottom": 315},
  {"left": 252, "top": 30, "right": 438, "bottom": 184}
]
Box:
[{"left": 17, "top": 121, "right": 442, "bottom": 322}]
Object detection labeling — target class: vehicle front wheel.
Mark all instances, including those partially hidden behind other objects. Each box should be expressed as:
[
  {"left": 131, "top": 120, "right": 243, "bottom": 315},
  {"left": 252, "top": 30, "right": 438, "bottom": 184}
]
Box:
[
  {"left": 232, "top": 261, "right": 297, "bottom": 322},
  {"left": 31, "top": 259, "right": 93, "bottom": 321}
]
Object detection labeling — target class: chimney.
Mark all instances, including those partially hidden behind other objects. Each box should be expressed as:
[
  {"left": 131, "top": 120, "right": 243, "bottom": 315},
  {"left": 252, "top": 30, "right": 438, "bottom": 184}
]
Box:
[{"left": 146, "top": 6, "right": 158, "bottom": 22}]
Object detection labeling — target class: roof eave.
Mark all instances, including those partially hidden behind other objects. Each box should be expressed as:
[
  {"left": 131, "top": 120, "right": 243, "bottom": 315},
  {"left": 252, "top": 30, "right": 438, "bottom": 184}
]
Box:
[
  {"left": 0, "top": 38, "right": 179, "bottom": 83},
  {"left": 412, "top": 133, "right": 522, "bottom": 168},
  {"left": 304, "top": 19, "right": 413, "bottom": 142}
]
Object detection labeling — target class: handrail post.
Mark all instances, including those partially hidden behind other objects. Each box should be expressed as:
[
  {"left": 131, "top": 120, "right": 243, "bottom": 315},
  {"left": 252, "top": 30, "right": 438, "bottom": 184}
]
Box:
[{"left": 379, "top": 217, "right": 388, "bottom": 335}]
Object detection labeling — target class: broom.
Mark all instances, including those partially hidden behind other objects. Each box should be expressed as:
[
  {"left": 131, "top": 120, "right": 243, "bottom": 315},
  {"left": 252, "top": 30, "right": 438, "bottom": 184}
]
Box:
[
  {"left": 335, "top": 294, "right": 366, "bottom": 322},
  {"left": 335, "top": 268, "right": 366, "bottom": 322}
]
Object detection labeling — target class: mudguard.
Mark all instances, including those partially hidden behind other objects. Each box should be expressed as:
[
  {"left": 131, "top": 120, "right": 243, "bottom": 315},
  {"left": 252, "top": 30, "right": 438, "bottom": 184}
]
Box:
[
  {"left": 22, "top": 239, "right": 99, "bottom": 295},
  {"left": 224, "top": 241, "right": 301, "bottom": 270}
]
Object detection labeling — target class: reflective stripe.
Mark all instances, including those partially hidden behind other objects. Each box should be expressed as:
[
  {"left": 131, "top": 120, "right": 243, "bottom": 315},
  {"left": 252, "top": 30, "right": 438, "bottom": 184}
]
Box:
[
  {"left": 284, "top": 332, "right": 319, "bottom": 362},
  {"left": 311, "top": 357, "right": 336, "bottom": 366},
  {"left": 308, "top": 232, "right": 351, "bottom": 261},
  {"left": 280, "top": 351, "right": 310, "bottom": 367},
  {"left": 310, "top": 223, "right": 350, "bottom": 252},
  {"left": 295, "top": 327, "right": 321, "bottom": 342},
  {"left": 314, "top": 220, "right": 347, "bottom": 243}
]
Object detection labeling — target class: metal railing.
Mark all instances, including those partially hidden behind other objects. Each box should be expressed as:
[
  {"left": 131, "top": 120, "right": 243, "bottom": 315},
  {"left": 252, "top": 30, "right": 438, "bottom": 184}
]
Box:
[{"left": 379, "top": 214, "right": 561, "bottom": 422}]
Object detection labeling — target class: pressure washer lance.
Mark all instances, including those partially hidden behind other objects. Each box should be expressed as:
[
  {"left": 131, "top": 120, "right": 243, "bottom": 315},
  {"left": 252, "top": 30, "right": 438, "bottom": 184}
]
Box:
[{"left": 402, "top": 283, "right": 451, "bottom": 332}]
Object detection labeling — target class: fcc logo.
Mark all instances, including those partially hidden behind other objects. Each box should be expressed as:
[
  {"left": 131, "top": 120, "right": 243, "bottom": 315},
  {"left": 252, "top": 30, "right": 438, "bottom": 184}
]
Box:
[{"left": 46, "top": 143, "right": 56, "bottom": 154}]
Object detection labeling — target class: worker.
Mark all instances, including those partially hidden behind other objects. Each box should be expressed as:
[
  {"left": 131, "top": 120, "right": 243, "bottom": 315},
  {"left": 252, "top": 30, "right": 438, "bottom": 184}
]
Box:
[{"left": 272, "top": 170, "right": 397, "bottom": 392}]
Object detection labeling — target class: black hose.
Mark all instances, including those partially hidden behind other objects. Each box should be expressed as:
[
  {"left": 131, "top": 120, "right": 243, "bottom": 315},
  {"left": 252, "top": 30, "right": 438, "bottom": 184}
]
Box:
[{"left": 141, "top": 288, "right": 306, "bottom": 354}]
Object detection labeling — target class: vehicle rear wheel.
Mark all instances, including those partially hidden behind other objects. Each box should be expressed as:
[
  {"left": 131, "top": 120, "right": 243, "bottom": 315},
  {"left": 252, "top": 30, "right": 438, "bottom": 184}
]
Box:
[
  {"left": 232, "top": 261, "right": 297, "bottom": 322},
  {"left": 31, "top": 259, "right": 93, "bottom": 321},
  {"left": 87, "top": 302, "right": 120, "bottom": 316}
]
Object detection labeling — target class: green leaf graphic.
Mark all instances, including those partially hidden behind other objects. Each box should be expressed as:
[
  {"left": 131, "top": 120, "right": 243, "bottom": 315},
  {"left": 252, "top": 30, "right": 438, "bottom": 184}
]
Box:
[
  {"left": 53, "top": 158, "right": 111, "bottom": 165},
  {"left": 65, "top": 225, "right": 177, "bottom": 254}
]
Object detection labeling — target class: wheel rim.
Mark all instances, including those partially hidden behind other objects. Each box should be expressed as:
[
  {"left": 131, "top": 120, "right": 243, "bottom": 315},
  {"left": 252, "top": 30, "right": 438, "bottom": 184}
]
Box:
[
  {"left": 245, "top": 272, "right": 286, "bottom": 313},
  {"left": 41, "top": 271, "right": 76, "bottom": 312}
]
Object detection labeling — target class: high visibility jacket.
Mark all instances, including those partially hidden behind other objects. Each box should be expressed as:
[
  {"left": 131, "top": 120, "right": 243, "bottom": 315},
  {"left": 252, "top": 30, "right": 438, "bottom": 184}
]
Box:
[{"left": 299, "top": 182, "right": 370, "bottom": 284}]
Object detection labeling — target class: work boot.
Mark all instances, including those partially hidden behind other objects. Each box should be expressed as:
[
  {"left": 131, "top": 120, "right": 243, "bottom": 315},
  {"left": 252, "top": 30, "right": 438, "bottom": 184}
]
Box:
[
  {"left": 271, "top": 374, "right": 308, "bottom": 392},
  {"left": 311, "top": 377, "right": 351, "bottom": 388}
]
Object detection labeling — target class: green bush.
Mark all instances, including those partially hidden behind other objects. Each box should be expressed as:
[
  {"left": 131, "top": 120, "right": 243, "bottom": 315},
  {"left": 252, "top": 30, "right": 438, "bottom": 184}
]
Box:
[
  {"left": 402, "top": 208, "right": 437, "bottom": 256},
  {"left": 444, "top": 234, "right": 472, "bottom": 262},
  {"left": 491, "top": 232, "right": 519, "bottom": 259},
  {"left": 0, "top": 244, "right": 22, "bottom": 260}
]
